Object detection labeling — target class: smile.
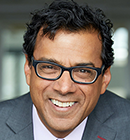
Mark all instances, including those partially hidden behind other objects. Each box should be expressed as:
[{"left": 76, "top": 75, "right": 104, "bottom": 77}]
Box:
[{"left": 51, "top": 99, "right": 75, "bottom": 108}]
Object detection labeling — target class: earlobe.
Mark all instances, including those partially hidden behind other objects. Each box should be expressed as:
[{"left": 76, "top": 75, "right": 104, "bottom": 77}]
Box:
[
  {"left": 101, "top": 66, "right": 111, "bottom": 94},
  {"left": 24, "top": 54, "right": 31, "bottom": 86}
]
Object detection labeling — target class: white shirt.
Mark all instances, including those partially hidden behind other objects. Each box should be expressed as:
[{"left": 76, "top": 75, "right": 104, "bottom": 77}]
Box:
[{"left": 33, "top": 105, "right": 88, "bottom": 140}]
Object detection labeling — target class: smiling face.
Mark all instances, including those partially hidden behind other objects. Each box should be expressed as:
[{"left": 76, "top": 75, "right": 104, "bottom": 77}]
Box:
[{"left": 24, "top": 30, "right": 111, "bottom": 138}]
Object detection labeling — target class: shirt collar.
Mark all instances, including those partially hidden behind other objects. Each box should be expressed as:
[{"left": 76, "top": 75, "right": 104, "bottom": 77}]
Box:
[{"left": 33, "top": 104, "right": 88, "bottom": 140}]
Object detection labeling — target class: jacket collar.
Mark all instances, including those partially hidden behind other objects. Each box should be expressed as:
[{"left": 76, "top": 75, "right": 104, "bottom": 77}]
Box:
[{"left": 5, "top": 93, "right": 34, "bottom": 140}]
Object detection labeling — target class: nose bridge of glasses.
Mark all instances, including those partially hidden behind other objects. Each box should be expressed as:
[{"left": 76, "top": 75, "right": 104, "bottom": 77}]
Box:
[
  {"left": 59, "top": 66, "right": 73, "bottom": 80},
  {"left": 61, "top": 65, "right": 73, "bottom": 73}
]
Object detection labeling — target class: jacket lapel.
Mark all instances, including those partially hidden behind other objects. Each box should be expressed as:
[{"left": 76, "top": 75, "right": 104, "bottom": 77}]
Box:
[
  {"left": 82, "top": 91, "right": 117, "bottom": 140},
  {"left": 5, "top": 93, "right": 34, "bottom": 140}
]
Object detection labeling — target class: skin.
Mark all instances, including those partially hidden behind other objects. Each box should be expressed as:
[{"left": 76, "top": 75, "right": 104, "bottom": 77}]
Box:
[{"left": 24, "top": 30, "right": 111, "bottom": 138}]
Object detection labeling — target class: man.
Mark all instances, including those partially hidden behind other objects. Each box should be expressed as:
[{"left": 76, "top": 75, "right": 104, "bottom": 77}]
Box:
[{"left": 0, "top": 0, "right": 130, "bottom": 139}]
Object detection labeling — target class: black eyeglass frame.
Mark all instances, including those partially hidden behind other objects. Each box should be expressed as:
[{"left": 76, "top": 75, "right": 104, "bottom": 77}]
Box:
[{"left": 32, "top": 57, "right": 105, "bottom": 84}]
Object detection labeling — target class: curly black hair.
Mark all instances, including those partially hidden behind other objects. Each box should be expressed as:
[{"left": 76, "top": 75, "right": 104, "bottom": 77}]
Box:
[{"left": 23, "top": 0, "right": 114, "bottom": 71}]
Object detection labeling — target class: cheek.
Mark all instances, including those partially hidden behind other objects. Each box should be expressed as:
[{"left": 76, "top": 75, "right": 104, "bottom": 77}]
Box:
[
  {"left": 29, "top": 71, "right": 52, "bottom": 105},
  {"left": 30, "top": 68, "right": 51, "bottom": 91},
  {"left": 79, "top": 83, "right": 101, "bottom": 99},
  {"left": 78, "top": 82, "right": 102, "bottom": 116}
]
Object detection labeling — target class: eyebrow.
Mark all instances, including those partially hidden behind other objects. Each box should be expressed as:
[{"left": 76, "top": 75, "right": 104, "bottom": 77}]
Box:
[
  {"left": 75, "top": 63, "right": 95, "bottom": 67},
  {"left": 38, "top": 57, "right": 61, "bottom": 64},
  {"left": 37, "top": 57, "right": 95, "bottom": 67}
]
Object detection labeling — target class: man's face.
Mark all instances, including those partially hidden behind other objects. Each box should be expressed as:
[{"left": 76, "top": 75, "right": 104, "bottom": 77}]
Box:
[{"left": 25, "top": 30, "right": 111, "bottom": 138}]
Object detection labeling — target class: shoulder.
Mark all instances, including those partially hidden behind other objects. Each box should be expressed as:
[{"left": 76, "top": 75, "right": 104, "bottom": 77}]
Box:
[
  {"left": 0, "top": 92, "right": 31, "bottom": 107},
  {"left": 0, "top": 93, "right": 32, "bottom": 119},
  {"left": 102, "top": 90, "right": 130, "bottom": 111},
  {"left": 98, "top": 90, "right": 130, "bottom": 119}
]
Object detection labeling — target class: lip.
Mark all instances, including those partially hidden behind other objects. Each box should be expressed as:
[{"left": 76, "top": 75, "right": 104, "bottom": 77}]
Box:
[
  {"left": 49, "top": 98, "right": 77, "bottom": 112},
  {"left": 51, "top": 99, "right": 75, "bottom": 107}
]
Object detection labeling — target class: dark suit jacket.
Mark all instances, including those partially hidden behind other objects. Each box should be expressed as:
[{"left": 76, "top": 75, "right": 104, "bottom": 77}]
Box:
[{"left": 0, "top": 90, "right": 130, "bottom": 140}]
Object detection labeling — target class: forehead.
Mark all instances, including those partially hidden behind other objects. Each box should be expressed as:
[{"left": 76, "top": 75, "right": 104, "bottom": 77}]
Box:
[{"left": 34, "top": 30, "right": 102, "bottom": 67}]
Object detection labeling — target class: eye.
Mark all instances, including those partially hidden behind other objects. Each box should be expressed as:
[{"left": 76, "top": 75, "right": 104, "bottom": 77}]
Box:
[
  {"left": 37, "top": 63, "right": 60, "bottom": 74},
  {"left": 42, "top": 65, "right": 54, "bottom": 69},
  {"left": 73, "top": 68, "right": 92, "bottom": 74},
  {"left": 38, "top": 63, "right": 59, "bottom": 70},
  {"left": 79, "top": 69, "right": 91, "bottom": 73}
]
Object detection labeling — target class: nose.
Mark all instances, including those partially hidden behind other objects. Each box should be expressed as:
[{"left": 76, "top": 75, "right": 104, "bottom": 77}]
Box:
[{"left": 53, "top": 71, "right": 77, "bottom": 95}]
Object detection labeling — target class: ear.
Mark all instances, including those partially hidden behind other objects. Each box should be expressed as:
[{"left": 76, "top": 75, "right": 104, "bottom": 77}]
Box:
[
  {"left": 24, "top": 54, "right": 31, "bottom": 86},
  {"left": 101, "top": 66, "right": 111, "bottom": 95}
]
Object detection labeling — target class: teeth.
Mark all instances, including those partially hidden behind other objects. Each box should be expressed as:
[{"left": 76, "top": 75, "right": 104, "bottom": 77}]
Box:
[{"left": 51, "top": 99, "right": 75, "bottom": 107}]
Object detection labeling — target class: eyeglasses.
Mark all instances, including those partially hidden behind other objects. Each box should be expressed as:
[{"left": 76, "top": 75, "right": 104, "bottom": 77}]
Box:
[{"left": 32, "top": 57, "right": 105, "bottom": 84}]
